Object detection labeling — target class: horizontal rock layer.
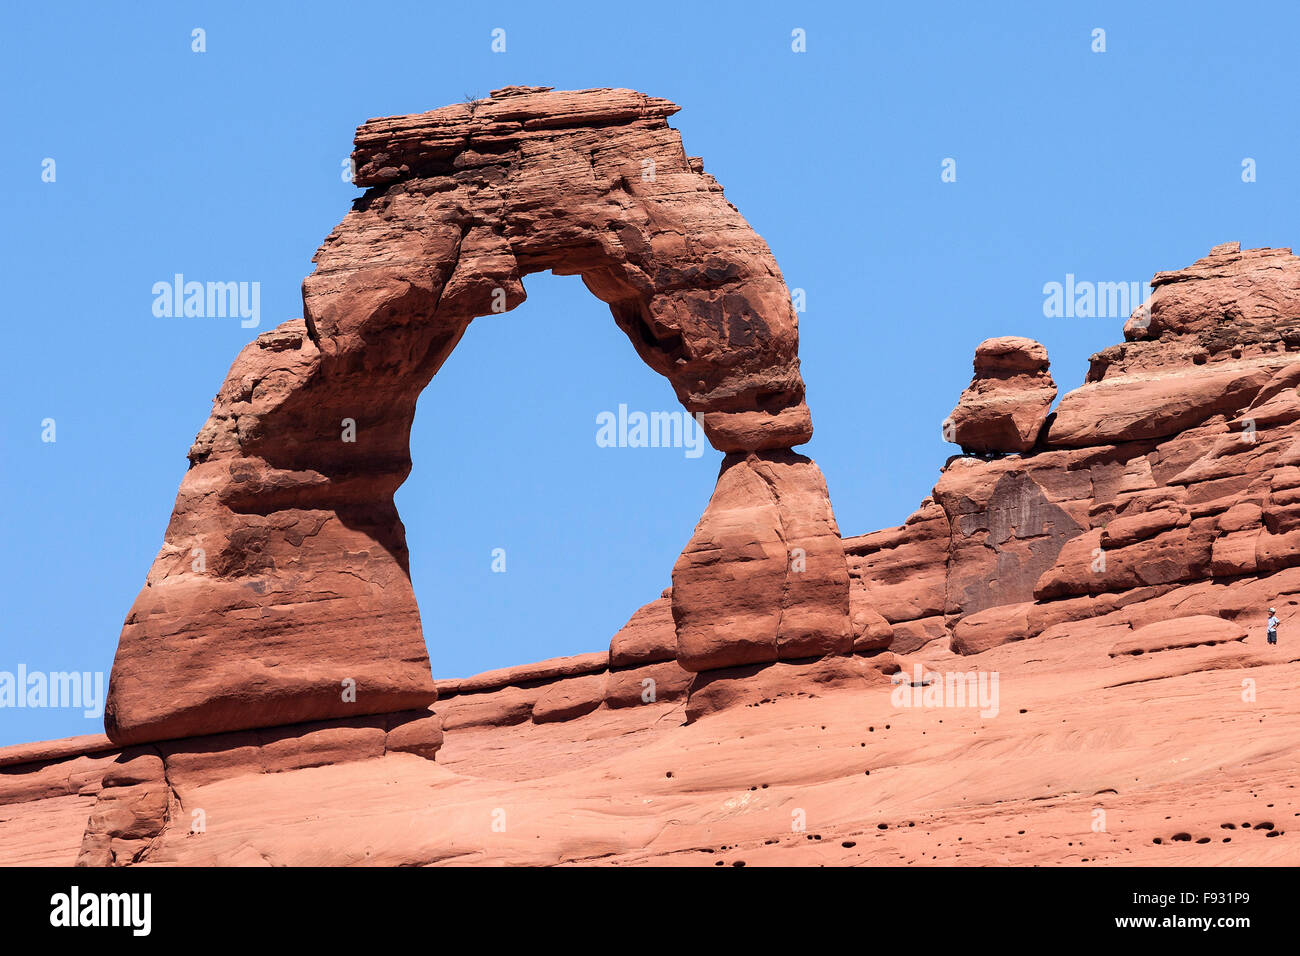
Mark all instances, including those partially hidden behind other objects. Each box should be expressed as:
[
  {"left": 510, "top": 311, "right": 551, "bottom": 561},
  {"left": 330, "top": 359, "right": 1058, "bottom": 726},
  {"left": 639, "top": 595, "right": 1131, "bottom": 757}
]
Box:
[{"left": 0, "top": 710, "right": 442, "bottom": 866}]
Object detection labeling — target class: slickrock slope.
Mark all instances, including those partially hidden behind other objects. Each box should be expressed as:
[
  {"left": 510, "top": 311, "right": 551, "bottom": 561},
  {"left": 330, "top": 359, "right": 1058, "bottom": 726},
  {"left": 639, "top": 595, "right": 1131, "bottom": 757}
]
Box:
[{"left": 4, "top": 632, "right": 1298, "bottom": 866}]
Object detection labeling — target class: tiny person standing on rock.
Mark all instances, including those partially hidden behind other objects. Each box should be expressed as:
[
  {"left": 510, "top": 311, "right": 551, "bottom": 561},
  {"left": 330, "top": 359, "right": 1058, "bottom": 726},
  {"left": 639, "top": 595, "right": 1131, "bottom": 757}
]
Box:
[{"left": 1267, "top": 607, "right": 1279, "bottom": 645}]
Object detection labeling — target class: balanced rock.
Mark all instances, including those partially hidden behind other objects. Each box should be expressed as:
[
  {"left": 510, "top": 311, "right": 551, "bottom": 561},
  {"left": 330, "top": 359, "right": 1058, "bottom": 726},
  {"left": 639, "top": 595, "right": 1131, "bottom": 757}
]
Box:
[{"left": 944, "top": 336, "right": 1056, "bottom": 454}]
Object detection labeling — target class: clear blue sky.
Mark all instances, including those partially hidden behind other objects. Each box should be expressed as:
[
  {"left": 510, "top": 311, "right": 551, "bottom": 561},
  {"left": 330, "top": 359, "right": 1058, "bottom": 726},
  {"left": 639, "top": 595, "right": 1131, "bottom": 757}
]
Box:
[{"left": 3, "top": 1, "right": 1298, "bottom": 746}]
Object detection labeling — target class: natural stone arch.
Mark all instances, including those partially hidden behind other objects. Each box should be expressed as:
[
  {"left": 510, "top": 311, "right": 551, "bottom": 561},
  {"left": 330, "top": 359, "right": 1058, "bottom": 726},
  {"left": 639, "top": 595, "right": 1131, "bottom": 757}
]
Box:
[{"left": 105, "top": 87, "right": 848, "bottom": 746}]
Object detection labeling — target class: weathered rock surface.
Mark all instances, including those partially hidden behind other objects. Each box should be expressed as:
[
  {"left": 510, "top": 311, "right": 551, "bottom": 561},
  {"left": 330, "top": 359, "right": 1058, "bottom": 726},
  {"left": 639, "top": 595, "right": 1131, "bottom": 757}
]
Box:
[
  {"left": 0, "top": 743, "right": 121, "bottom": 867},
  {"left": 1124, "top": 242, "right": 1300, "bottom": 347},
  {"left": 432, "top": 644, "right": 692, "bottom": 730},
  {"left": 672, "top": 451, "right": 851, "bottom": 671},
  {"left": 859, "top": 243, "right": 1300, "bottom": 664},
  {"left": 106, "top": 88, "right": 832, "bottom": 746},
  {"left": 436, "top": 652, "right": 609, "bottom": 698},
  {"left": 944, "top": 336, "right": 1056, "bottom": 453},
  {"left": 75, "top": 750, "right": 171, "bottom": 867},
  {"left": 1107, "top": 615, "right": 1246, "bottom": 657},
  {"left": 608, "top": 592, "right": 675, "bottom": 667},
  {"left": 1051, "top": 243, "right": 1300, "bottom": 446}
]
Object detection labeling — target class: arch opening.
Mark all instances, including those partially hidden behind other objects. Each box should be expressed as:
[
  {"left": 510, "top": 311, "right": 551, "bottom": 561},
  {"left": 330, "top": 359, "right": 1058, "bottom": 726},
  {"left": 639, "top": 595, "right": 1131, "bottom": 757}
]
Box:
[{"left": 400, "top": 268, "right": 718, "bottom": 680}]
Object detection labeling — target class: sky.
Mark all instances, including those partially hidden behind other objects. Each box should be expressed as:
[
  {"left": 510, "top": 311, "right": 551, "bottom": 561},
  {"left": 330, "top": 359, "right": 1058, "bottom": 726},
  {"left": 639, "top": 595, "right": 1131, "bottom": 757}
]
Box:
[{"left": 2, "top": 0, "right": 1298, "bottom": 746}]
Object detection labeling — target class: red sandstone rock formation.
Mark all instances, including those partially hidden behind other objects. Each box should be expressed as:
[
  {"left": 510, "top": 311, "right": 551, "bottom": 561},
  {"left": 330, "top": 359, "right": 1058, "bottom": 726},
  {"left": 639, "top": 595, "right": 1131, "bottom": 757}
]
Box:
[
  {"left": 105, "top": 87, "right": 846, "bottom": 747},
  {"left": 944, "top": 336, "right": 1056, "bottom": 454},
  {"left": 861, "top": 242, "right": 1300, "bottom": 662},
  {"left": 672, "top": 451, "right": 851, "bottom": 671},
  {"left": 10, "top": 92, "right": 1300, "bottom": 869}
]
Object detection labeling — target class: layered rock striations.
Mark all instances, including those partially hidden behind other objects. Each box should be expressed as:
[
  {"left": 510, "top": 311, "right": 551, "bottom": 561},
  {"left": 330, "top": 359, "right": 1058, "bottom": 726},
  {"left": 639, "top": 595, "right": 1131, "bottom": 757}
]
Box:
[{"left": 854, "top": 242, "right": 1300, "bottom": 659}]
